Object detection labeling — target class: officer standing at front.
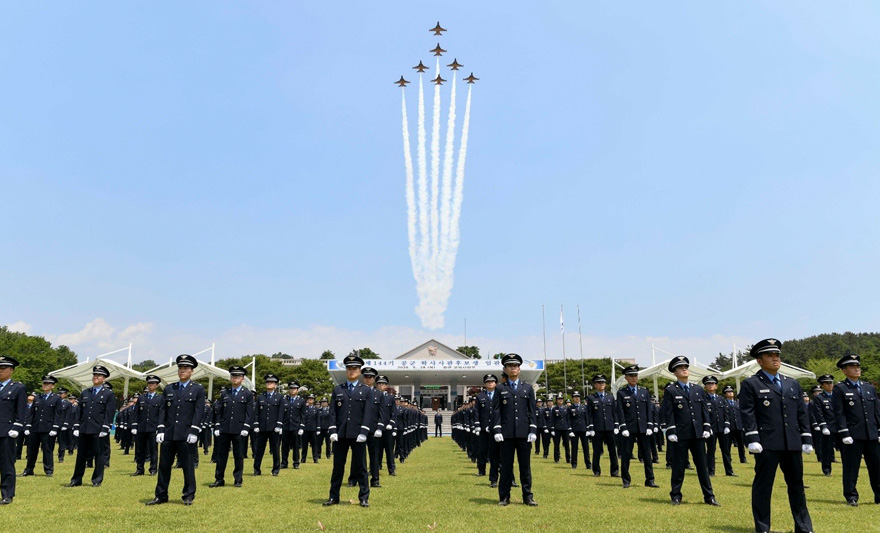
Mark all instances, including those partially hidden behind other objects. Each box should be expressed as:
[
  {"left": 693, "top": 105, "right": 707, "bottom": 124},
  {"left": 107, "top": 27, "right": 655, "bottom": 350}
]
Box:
[
  {"left": 130, "top": 375, "right": 162, "bottom": 476},
  {"left": 491, "top": 353, "right": 537, "bottom": 506},
  {"left": 587, "top": 374, "right": 620, "bottom": 477},
  {"left": 832, "top": 354, "right": 880, "bottom": 506},
  {"left": 569, "top": 391, "right": 593, "bottom": 470},
  {"left": 67, "top": 365, "right": 116, "bottom": 488},
  {"left": 21, "top": 375, "right": 63, "bottom": 477},
  {"left": 253, "top": 373, "right": 284, "bottom": 476},
  {"left": 210, "top": 366, "right": 253, "bottom": 488},
  {"left": 660, "top": 356, "right": 718, "bottom": 506},
  {"left": 739, "top": 338, "right": 813, "bottom": 533},
  {"left": 146, "top": 354, "right": 205, "bottom": 506},
  {"left": 324, "top": 355, "right": 375, "bottom": 507},
  {"left": 617, "top": 365, "right": 658, "bottom": 489},
  {"left": 0, "top": 356, "right": 27, "bottom": 505}
]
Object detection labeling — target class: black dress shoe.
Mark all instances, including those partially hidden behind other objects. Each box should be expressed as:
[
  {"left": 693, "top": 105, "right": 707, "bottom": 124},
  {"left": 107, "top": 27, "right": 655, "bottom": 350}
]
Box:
[
  {"left": 389, "top": 470, "right": 396, "bottom": 476},
  {"left": 253, "top": 471, "right": 261, "bottom": 476},
  {"left": 847, "top": 499, "right": 858, "bottom": 507},
  {"left": 645, "top": 481, "right": 659, "bottom": 488},
  {"left": 593, "top": 472, "right": 601, "bottom": 477},
  {"left": 359, "top": 500, "right": 369, "bottom": 507},
  {"left": 149, "top": 471, "right": 157, "bottom": 476},
  {"left": 511, "top": 481, "right": 519, "bottom": 488},
  {"left": 45, "top": 473, "right": 53, "bottom": 478},
  {"left": 293, "top": 464, "right": 299, "bottom": 470},
  {"left": 0, "top": 498, "right": 12, "bottom": 505},
  {"left": 610, "top": 472, "right": 620, "bottom": 477},
  {"left": 18, "top": 472, "right": 33, "bottom": 477},
  {"left": 272, "top": 472, "right": 279, "bottom": 477},
  {"left": 705, "top": 498, "right": 720, "bottom": 506},
  {"left": 131, "top": 472, "right": 144, "bottom": 477},
  {"left": 347, "top": 481, "right": 356, "bottom": 487},
  {"left": 498, "top": 498, "right": 510, "bottom": 506},
  {"left": 323, "top": 499, "right": 339, "bottom": 506},
  {"left": 65, "top": 482, "right": 82, "bottom": 487},
  {"left": 726, "top": 473, "right": 737, "bottom": 477},
  {"left": 209, "top": 481, "right": 225, "bottom": 488},
  {"left": 92, "top": 482, "right": 101, "bottom": 487},
  {"left": 524, "top": 497, "right": 538, "bottom": 506},
  {"left": 145, "top": 498, "right": 167, "bottom": 506},
  {"left": 671, "top": 499, "right": 681, "bottom": 506},
  {"left": 183, "top": 499, "right": 193, "bottom": 506},
  {"left": 490, "top": 482, "right": 498, "bottom": 488},
  {"left": 370, "top": 482, "right": 381, "bottom": 488},
  {"left": 234, "top": 482, "right": 242, "bottom": 488},
  {"left": 622, "top": 482, "right": 631, "bottom": 488}
]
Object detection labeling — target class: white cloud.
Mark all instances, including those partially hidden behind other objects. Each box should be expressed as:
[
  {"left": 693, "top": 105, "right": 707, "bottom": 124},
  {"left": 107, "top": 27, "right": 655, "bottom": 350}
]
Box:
[
  {"left": 34, "top": 318, "right": 752, "bottom": 369},
  {"left": 6, "top": 321, "right": 32, "bottom": 334}
]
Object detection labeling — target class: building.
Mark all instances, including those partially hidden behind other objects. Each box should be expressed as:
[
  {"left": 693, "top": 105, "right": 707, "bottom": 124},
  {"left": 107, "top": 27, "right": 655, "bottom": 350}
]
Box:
[
  {"left": 280, "top": 358, "right": 306, "bottom": 367},
  {"left": 326, "top": 339, "right": 545, "bottom": 410}
]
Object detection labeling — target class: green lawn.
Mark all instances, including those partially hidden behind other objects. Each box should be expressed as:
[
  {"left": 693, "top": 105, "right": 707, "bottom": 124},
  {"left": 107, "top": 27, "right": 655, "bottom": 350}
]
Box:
[{"left": 4, "top": 438, "right": 878, "bottom": 531}]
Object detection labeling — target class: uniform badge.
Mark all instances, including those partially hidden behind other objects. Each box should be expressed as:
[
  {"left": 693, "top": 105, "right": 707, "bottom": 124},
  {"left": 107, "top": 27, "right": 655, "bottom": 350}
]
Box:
[
  {"left": 337, "top": 401, "right": 343, "bottom": 407},
  {"left": 677, "top": 404, "right": 683, "bottom": 409},
  {"left": 625, "top": 403, "right": 631, "bottom": 407},
  {"left": 502, "top": 399, "right": 508, "bottom": 405},
  {"left": 763, "top": 400, "right": 770, "bottom": 407},
  {"left": 167, "top": 401, "right": 173, "bottom": 407},
  {"left": 849, "top": 401, "right": 855, "bottom": 406}
]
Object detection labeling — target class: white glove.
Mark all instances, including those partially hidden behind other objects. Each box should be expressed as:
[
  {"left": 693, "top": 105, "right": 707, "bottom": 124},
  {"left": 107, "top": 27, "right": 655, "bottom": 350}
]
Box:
[
  {"left": 186, "top": 434, "right": 198, "bottom": 444},
  {"left": 622, "top": 430, "right": 630, "bottom": 438},
  {"left": 877, "top": 437, "right": 880, "bottom": 444},
  {"left": 49, "top": 430, "right": 58, "bottom": 437},
  {"left": 543, "top": 429, "right": 549, "bottom": 434},
  {"left": 527, "top": 433, "right": 537, "bottom": 443},
  {"left": 374, "top": 430, "right": 382, "bottom": 438},
  {"left": 748, "top": 442, "right": 763, "bottom": 454},
  {"left": 701, "top": 431, "right": 711, "bottom": 439},
  {"left": 589, "top": 430, "right": 596, "bottom": 437},
  {"left": 254, "top": 427, "right": 260, "bottom": 433},
  {"left": 474, "top": 428, "right": 480, "bottom": 436},
  {"left": 821, "top": 428, "right": 831, "bottom": 436},
  {"left": 7, "top": 430, "right": 18, "bottom": 439},
  {"left": 130, "top": 429, "right": 137, "bottom": 435},
  {"left": 613, "top": 428, "right": 619, "bottom": 435},
  {"left": 356, "top": 434, "right": 367, "bottom": 443},
  {"left": 842, "top": 436, "right": 854, "bottom": 445},
  {"left": 317, "top": 430, "right": 321, "bottom": 435},
  {"left": 72, "top": 430, "right": 79, "bottom": 437},
  {"left": 551, "top": 431, "right": 556, "bottom": 436},
  {"left": 569, "top": 432, "right": 575, "bottom": 438},
  {"left": 214, "top": 430, "right": 220, "bottom": 437},
  {"left": 723, "top": 428, "right": 730, "bottom": 435},
  {"left": 24, "top": 430, "right": 30, "bottom": 436},
  {"left": 802, "top": 444, "right": 813, "bottom": 454},
  {"left": 99, "top": 431, "right": 108, "bottom": 438},
  {"left": 240, "top": 430, "right": 248, "bottom": 437},
  {"left": 274, "top": 427, "right": 282, "bottom": 434},
  {"left": 156, "top": 433, "right": 165, "bottom": 444},
  {"left": 494, "top": 433, "right": 504, "bottom": 442},
  {"left": 392, "top": 432, "right": 397, "bottom": 437},
  {"left": 386, "top": 424, "right": 393, "bottom": 430},
  {"left": 330, "top": 433, "right": 338, "bottom": 442},
  {"left": 646, "top": 429, "right": 653, "bottom": 436},
  {"left": 667, "top": 434, "right": 678, "bottom": 443},
  {"left": 298, "top": 429, "right": 304, "bottom": 436}
]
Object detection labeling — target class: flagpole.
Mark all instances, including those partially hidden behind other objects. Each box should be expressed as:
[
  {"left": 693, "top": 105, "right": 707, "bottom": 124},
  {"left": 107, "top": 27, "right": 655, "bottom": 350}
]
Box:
[
  {"left": 561, "top": 305, "right": 567, "bottom": 397},
  {"left": 542, "top": 305, "right": 548, "bottom": 394},
  {"left": 577, "top": 305, "right": 585, "bottom": 395}
]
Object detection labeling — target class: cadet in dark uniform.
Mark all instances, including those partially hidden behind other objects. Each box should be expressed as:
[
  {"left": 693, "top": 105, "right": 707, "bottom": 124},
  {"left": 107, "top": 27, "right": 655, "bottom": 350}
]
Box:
[
  {"left": 721, "top": 385, "right": 746, "bottom": 465},
  {"left": 375, "top": 376, "right": 397, "bottom": 476},
  {"left": 491, "top": 353, "right": 537, "bottom": 506},
  {"left": 832, "top": 354, "right": 880, "bottom": 506},
  {"left": 0, "top": 356, "right": 27, "bottom": 504},
  {"left": 347, "top": 367, "right": 383, "bottom": 487},
  {"left": 210, "top": 366, "right": 253, "bottom": 488},
  {"left": 814, "top": 374, "right": 837, "bottom": 476},
  {"left": 67, "top": 365, "right": 116, "bottom": 488},
  {"left": 474, "top": 374, "right": 497, "bottom": 481},
  {"left": 702, "top": 375, "right": 734, "bottom": 477},
  {"left": 617, "top": 365, "right": 658, "bottom": 488},
  {"left": 301, "top": 394, "right": 319, "bottom": 463},
  {"left": 281, "top": 381, "right": 305, "bottom": 469},
  {"left": 62, "top": 395, "right": 78, "bottom": 459},
  {"left": 660, "top": 356, "right": 718, "bottom": 506},
  {"left": 318, "top": 397, "right": 331, "bottom": 459},
  {"left": 550, "top": 393, "right": 571, "bottom": 464},
  {"left": 253, "top": 373, "right": 284, "bottom": 476},
  {"left": 739, "top": 338, "right": 812, "bottom": 532},
  {"left": 146, "top": 354, "right": 206, "bottom": 506},
  {"left": 435, "top": 411, "right": 443, "bottom": 437},
  {"left": 534, "top": 398, "right": 545, "bottom": 457},
  {"left": 587, "top": 374, "right": 620, "bottom": 477},
  {"left": 324, "top": 355, "right": 375, "bottom": 507},
  {"left": 21, "top": 375, "right": 63, "bottom": 477},
  {"left": 131, "top": 375, "right": 162, "bottom": 476},
  {"left": 55, "top": 387, "right": 72, "bottom": 463},
  {"left": 569, "top": 391, "right": 592, "bottom": 470},
  {"left": 808, "top": 384, "right": 826, "bottom": 467}
]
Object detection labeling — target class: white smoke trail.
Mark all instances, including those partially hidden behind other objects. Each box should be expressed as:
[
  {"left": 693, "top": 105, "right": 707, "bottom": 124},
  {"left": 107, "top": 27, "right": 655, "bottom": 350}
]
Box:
[
  {"left": 429, "top": 58, "right": 441, "bottom": 270},
  {"left": 439, "top": 73, "right": 457, "bottom": 267},
  {"left": 445, "top": 85, "right": 473, "bottom": 285},
  {"left": 416, "top": 74, "right": 429, "bottom": 279},
  {"left": 401, "top": 90, "right": 418, "bottom": 283}
]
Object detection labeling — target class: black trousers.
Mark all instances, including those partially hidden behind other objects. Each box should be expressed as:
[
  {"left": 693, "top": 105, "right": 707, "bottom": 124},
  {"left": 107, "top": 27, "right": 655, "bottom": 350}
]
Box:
[
  {"left": 322, "top": 431, "right": 332, "bottom": 458},
  {"left": 435, "top": 424, "right": 442, "bottom": 437},
  {"left": 71, "top": 433, "right": 105, "bottom": 485},
  {"left": 729, "top": 429, "right": 747, "bottom": 463},
  {"left": 533, "top": 429, "right": 543, "bottom": 455},
  {"left": 477, "top": 431, "right": 491, "bottom": 474},
  {"left": 669, "top": 438, "right": 714, "bottom": 502},
  {"left": 819, "top": 433, "right": 837, "bottom": 475},
  {"left": 488, "top": 436, "right": 502, "bottom": 482},
  {"left": 0, "top": 437, "right": 15, "bottom": 499},
  {"left": 24, "top": 432, "right": 55, "bottom": 475},
  {"left": 368, "top": 436, "right": 381, "bottom": 482},
  {"left": 14, "top": 432, "right": 25, "bottom": 459},
  {"left": 499, "top": 437, "right": 532, "bottom": 501},
  {"left": 58, "top": 430, "right": 72, "bottom": 459},
  {"left": 592, "top": 431, "right": 619, "bottom": 475},
  {"left": 329, "top": 438, "right": 368, "bottom": 502},
  {"left": 253, "top": 432, "right": 280, "bottom": 474},
  {"left": 540, "top": 430, "right": 551, "bottom": 457},
  {"left": 570, "top": 432, "right": 591, "bottom": 468},
  {"left": 377, "top": 431, "right": 395, "bottom": 472},
  {"left": 840, "top": 439, "right": 880, "bottom": 503},
  {"left": 155, "top": 439, "right": 196, "bottom": 501},
  {"left": 717, "top": 432, "right": 734, "bottom": 475},
  {"left": 214, "top": 433, "right": 245, "bottom": 483},
  {"left": 301, "top": 431, "right": 318, "bottom": 462},
  {"left": 752, "top": 449, "right": 812, "bottom": 533},
  {"left": 552, "top": 432, "right": 570, "bottom": 462},
  {"left": 621, "top": 433, "right": 654, "bottom": 484},
  {"left": 280, "top": 431, "right": 301, "bottom": 466},
  {"left": 134, "top": 432, "right": 158, "bottom": 473}
]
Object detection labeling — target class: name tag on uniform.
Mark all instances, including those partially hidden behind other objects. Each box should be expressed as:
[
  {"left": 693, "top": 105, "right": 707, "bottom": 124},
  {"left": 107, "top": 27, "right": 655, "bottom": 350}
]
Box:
[
  {"left": 674, "top": 396, "right": 683, "bottom": 399},
  {"left": 845, "top": 393, "right": 854, "bottom": 396},
  {"left": 759, "top": 389, "right": 770, "bottom": 393}
]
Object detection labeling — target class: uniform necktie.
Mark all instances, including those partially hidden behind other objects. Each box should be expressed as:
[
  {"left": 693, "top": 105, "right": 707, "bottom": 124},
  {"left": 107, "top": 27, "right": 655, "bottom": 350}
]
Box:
[
  {"left": 773, "top": 377, "right": 781, "bottom": 392},
  {"left": 348, "top": 383, "right": 354, "bottom": 392},
  {"left": 0, "top": 382, "right": 6, "bottom": 394}
]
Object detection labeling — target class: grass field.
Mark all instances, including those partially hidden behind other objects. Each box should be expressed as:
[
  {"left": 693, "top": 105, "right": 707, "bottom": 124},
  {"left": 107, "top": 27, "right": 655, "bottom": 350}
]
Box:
[{"left": 4, "top": 437, "right": 878, "bottom": 532}]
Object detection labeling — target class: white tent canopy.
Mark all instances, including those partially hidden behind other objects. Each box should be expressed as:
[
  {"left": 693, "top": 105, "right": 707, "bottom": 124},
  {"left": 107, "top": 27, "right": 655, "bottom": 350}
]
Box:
[
  {"left": 50, "top": 357, "right": 146, "bottom": 395},
  {"left": 146, "top": 360, "right": 254, "bottom": 396},
  {"left": 721, "top": 360, "right": 816, "bottom": 384},
  {"left": 613, "top": 358, "right": 722, "bottom": 396}
]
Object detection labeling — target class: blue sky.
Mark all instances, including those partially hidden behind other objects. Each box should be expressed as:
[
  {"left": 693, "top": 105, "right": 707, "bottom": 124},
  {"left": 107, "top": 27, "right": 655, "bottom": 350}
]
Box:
[{"left": 2, "top": 2, "right": 879, "bottom": 365}]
